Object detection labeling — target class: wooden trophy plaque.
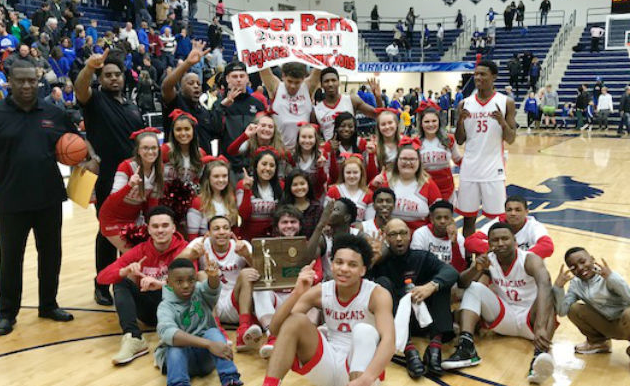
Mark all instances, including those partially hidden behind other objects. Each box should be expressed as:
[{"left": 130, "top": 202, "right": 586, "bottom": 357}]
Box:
[{"left": 251, "top": 236, "right": 308, "bottom": 290}]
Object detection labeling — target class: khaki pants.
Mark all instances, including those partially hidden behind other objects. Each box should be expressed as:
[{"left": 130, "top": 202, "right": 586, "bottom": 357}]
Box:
[{"left": 568, "top": 303, "right": 630, "bottom": 343}]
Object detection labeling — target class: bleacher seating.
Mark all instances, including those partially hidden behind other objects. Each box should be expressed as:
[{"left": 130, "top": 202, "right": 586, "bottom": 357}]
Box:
[
  {"left": 360, "top": 28, "right": 461, "bottom": 62},
  {"left": 463, "top": 24, "right": 561, "bottom": 109},
  {"left": 17, "top": 1, "right": 236, "bottom": 63},
  {"left": 558, "top": 23, "right": 630, "bottom": 128}
]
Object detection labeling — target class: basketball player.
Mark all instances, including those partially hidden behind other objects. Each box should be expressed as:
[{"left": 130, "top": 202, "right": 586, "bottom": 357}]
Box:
[
  {"left": 465, "top": 195, "right": 554, "bottom": 259},
  {"left": 442, "top": 223, "right": 556, "bottom": 385},
  {"left": 411, "top": 201, "right": 467, "bottom": 272},
  {"left": 261, "top": 234, "right": 396, "bottom": 386},
  {"left": 312, "top": 67, "right": 383, "bottom": 140},
  {"left": 259, "top": 63, "right": 321, "bottom": 149},
  {"left": 354, "top": 187, "right": 396, "bottom": 238},
  {"left": 454, "top": 60, "right": 517, "bottom": 237}
]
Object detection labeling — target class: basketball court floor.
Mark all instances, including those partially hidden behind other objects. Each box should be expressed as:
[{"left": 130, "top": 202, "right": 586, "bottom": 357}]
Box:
[{"left": 1, "top": 130, "right": 629, "bottom": 386}]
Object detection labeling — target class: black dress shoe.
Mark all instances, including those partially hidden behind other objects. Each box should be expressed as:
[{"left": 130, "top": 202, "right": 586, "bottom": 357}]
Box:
[
  {"left": 424, "top": 345, "right": 444, "bottom": 376},
  {"left": 0, "top": 318, "right": 16, "bottom": 335},
  {"left": 38, "top": 308, "right": 74, "bottom": 322},
  {"left": 94, "top": 286, "right": 114, "bottom": 306},
  {"left": 404, "top": 348, "right": 426, "bottom": 379}
]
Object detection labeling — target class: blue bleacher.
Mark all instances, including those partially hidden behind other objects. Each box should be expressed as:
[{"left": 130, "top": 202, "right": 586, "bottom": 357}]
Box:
[
  {"left": 360, "top": 28, "right": 461, "bottom": 62},
  {"left": 557, "top": 22, "right": 630, "bottom": 128},
  {"left": 462, "top": 24, "right": 561, "bottom": 109},
  {"left": 17, "top": 1, "right": 236, "bottom": 63}
]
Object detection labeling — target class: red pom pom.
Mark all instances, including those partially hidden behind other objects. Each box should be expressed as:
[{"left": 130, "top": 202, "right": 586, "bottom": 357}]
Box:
[
  {"left": 120, "top": 223, "right": 149, "bottom": 247},
  {"left": 159, "top": 179, "right": 195, "bottom": 223}
]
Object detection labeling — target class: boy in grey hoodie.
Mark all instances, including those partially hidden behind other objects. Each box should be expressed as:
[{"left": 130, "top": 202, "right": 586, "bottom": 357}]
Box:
[
  {"left": 155, "top": 258, "right": 243, "bottom": 386},
  {"left": 553, "top": 247, "right": 630, "bottom": 355}
]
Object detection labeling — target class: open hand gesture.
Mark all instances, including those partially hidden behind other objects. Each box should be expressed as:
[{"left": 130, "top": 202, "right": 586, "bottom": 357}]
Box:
[
  {"left": 242, "top": 168, "right": 254, "bottom": 190},
  {"left": 222, "top": 87, "right": 243, "bottom": 107},
  {"left": 232, "top": 233, "right": 251, "bottom": 258},
  {"left": 367, "top": 77, "right": 381, "bottom": 97},
  {"left": 244, "top": 123, "right": 257, "bottom": 138},
  {"left": 125, "top": 256, "right": 147, "bottom": 278},
  {"left": 86, "top": 47, "right": 109, "bottom": 69},
  {"left": 139, "top": 276, "right": 163, "bottom": 292},
  {"left": 594, "top": 258, "right": 612, "bottom": 279},
  {"left": 554, "top": 265, "right": 573, "bottom": 287},
  {"left": 185, "top": 40, "right": 211, "bottom": 66}
]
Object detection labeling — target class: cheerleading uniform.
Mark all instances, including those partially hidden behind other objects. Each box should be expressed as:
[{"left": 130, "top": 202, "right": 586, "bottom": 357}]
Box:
[
  {"left": 325, "top": 185, "right": 374, "bottom": 222},
  {"left": 289, "top": 152, "right": 328, "bottom": 200},
  {"left": 419, "top": 135, "right": 462, "bottom": 202},
  {"left": 186, "top": 195, "right": 236, "bottom": 240},
  {"left": 236, "top": 180, "right": 284, "bottom": 240},
  {"left": 160, "top": 143, "right": 206, "bottom": 186}
]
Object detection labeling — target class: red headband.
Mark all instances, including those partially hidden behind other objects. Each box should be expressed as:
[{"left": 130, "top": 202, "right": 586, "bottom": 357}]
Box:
[
  {"left": 415, "top": 100, "right": 441, "bottom": 113},
  {"left": 201, "top": 155, "right": 229, "bottom": 164},
  {"left": 398, "top": 136, "right": 421, "bottom": 150},
  {"left": 254, "top": 146, "right": 280, "bottom": 158},
  {"left": 340, "top": 152, "right": 364, "bottom": 162},
  {"left": 130, "top": 127, "right": 161, "bottom": 140},
  {"left": 169, "top": 109, "right": 198, "bottom": 125},
  {"left": 256, "top": 107, "right": 277, "bottom": 118},
  {"left": 374, "top": 107, "right": 399, "bottom": 115},
  {"left": 297, "top": 121, "right": 320, "bottom": 133}
]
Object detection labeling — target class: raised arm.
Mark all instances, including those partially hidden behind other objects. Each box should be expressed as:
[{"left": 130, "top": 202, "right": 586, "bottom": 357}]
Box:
[
  {"left": 455, "top": 100, "right": 468, "bottom": 145},
  {"left": 305, "top": 68, "right": 322, "bottom": 95},
  {"left": 259, "top": 67, "right": 280, "bottom": 98},
  {"left": 458, "top": 252, "right": 490, "bottom": 288},
  {"left": 161, "top": 40, "right": 210, "bottom": 104},
  {"left": 75, "top": 48, "right": 110, "bottom": 104}
]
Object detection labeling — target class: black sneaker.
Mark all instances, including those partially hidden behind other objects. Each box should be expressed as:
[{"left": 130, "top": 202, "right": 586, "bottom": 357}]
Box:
[
  {"left": 424, "top": 345, "right": 444, "bottom": 376},
  {"left": 441, "top": 341, "right": 481, "bottom": 370},
  {"left": 404, "top": 348, "right": 426, "bottom": 379}
]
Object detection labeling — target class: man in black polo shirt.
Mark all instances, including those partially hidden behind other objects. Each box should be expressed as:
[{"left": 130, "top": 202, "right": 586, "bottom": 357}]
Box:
[
  {"left": 369, "top": 218, "right": 458, "bottom": 380},
  {"left": 75, "top": 48, "right": 145, "bottom": 306},
  {"left": 161, "top": 40, "right": 220, "bottom": 154},
  {"left": 0, "top": 60, "right": 76, "bottom": 335},
  {"left": 210, "top": 61, "right": 265, "bottom": 176}
]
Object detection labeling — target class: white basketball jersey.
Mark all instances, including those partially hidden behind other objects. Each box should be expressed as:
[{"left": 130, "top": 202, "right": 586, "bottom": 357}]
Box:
[
  {"left": 480, "top": 216, "right": 549, "bottom": 252},
  {"left": 488, "top": 248, "right": 537, "bottom": 310},
  {"left": 357, "top": 219, "right": 379, "bottom": 239},
  {"left": 272, "top": 82, "right": 313, "bottom": 149},
  {"left": 195, "top": 238, "right": 250, "bottom": 292},
  {"left": 410, "top": 225, "right": 465, "bottom": 265},
  {"left": 459, "top": 92, "right": 508, "bottom": 182},
  {"left": 321, "top": 279, "right": 378, "bottom": 353},
  {"left": 322, "top": 228, "right": 360, "bottom": 280},
  {"left": 314, "top": 94, "right": 354, "bottom": 141}
]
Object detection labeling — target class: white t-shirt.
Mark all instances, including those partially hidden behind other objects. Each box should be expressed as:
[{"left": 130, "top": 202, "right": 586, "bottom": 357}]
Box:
[
  {"left": 410, "top": 225, "right": 465, "bottom": 266},
  {"left": 272, "top": 82, "right": 313, "bottom": 149},
  {"left": 314, "top": 94, "right": 354, "bottom": 141}
]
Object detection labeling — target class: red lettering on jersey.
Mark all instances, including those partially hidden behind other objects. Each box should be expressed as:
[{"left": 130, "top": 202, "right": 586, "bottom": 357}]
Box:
[
  {"left": 396, "top": 198, "right": 419, "bottom": 213},
  {"left": 338, "top": 323, "right": 351, "bottom": 332}
]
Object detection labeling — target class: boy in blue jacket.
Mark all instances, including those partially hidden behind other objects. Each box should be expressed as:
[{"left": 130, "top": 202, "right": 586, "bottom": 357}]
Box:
[
  {"left": 155, "top": 258, "right": 243, "bottom": 386},
  {"left": 524, "top": 91, "right": 538, "bottom": 128}
]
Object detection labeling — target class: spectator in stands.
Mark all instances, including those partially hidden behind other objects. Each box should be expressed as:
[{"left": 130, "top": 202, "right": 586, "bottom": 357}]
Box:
[
  {"left": 0, "top": 21, "right": 18, "bottom": 60},
  {"left": 160, "top": 27, "right": 177, "bottom": 68},
  {"left": 529, "top": 56, "right": 540, "bottom": 92},
  {"left": 36, "top": 66, "right": 51, "bottom": 98},
  {"left": 33, "top": 32, "right": 50, "bottom": 59},
  {"left": 119, "top": 22, "right": 139, "bottom": 51},
  {"left": 541, "top": 84, "right": 559, "bottom": 128},
  {"left": 175, "top": 28, "right": 192, "bottom": 60},
  {"left": 207, "top": 17, "right": 222, "bottom": 50},
  {"left": 516, "top": 1, "right": 525, "bottom": 27},
  {"left": 3, "top": 44, "right": 34, "bottom": 73},
  {"left": 208, "top": 45, "right": 225, "bottom": 68},
  {"left": 215, "top": 0, "right": 225, "bottom": 20},
  {"left": 525, "top": 91, "right": 538, "bottom": 128},
  {"left": 62, "top": 81, "right": 76, "bottom": 108},
  {"left": 393, "top": 20, "right": 404, "bottom": 46},
  {"left": 618, "top": 86, "right": 630, "bottom": 135},
  {"left": 31, "top": 3, "right": 52, "bottom": 30},
  {"left": 423, "top": 24, "right": 431, "bottom": 48},
  {"left": 136, "top": 69, "right": 156, "bottom": 114},
  {"left": 539, "top": 0, "right": 551, "bottom": 25},
  {"left": 358, "top": 85, "right": 377, "bottom": 107},
  {"left": 455, "top": 10, "right": 464, "bottom": 29},
  {"left": 43, "top": 17, "right": 60, "bottom": 47},
  {"left": 30, "top": 45, "right": 50, "bottom": 71},
  {"left": 371, "top": 5, "right": 380, "bottom": 30},
  {"left": 386, "top": 41, "right": 399, "bottom": 62},
  {"left": 156, "top": 0, "right": 170, "bottom": 25},
  {"left": 389, "top": 88, "right": 404, "bottom": 112},
  {"left": 503, "top": 4, "right": 514, "bottom": 31},
  {"left": 381, "top": 89, "right": 389, "bottom": 107},
  {"left": 521, "top": 51, "right": 532, "bottom": 83},
  {"left": 505, "top": 85, "right": 516, "bottom": 100},
  {"left": 45, "top": 86, "right": 65, "bottom": 108},
  {"left": 575, "top": 84, "right": 590, "bottom": 130},
  {"left": 438, "top": 88, "right": 450, "bottom": 128},
  {"left": 597, "top": 87, "right": 614, "bottom": 131},
  {"left": 137, "top": 21, "right": 149, "bottom": 51},
  {"left": 590, "top": 25, "right": 605, "bottom": 53},
  {"left": 487, "top": 7, "right": 496, "bottom": 23},
  {"left": 86, "top": 20, "right": 98, "bottom": 44},
  {"left": 134, "top": 0, "right": 153, "bottom": 28},
  {"left": 405, "top": 7, "right": 418, "bottom": 45},
  {"left": 436, "top": 23, "right": 444, "bottom": 55},
  {"left": 508, "top": 54, "right": 521, "bottom": 96},
  {"left": 49, "top": 46, "right": 70, "bottom": 79},
  {"left": 593, "top": 77, "right": 604, "bottom": 105},
  {"left": 486, "top": 35, "right": 495, "bottom": 59}
]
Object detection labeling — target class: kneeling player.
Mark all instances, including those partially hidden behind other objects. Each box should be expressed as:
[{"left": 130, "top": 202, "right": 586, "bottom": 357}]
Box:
[
  {"left": 442, "top": 223, "right": 556, "bottom": 384},
  {"left": 262, "top": 234, "right": 396, "bottom": 386}
]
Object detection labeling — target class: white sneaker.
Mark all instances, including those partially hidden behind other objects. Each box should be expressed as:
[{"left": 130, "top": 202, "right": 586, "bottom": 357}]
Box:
[
  {"left": 112, "top": 333, "right": 149, "bottom": 365},
  {"left": 242, "top": 324, "right": 263, "bottom": 347},
  {"left": 527, "top": 352, "right": 554, "bottom": 384}
]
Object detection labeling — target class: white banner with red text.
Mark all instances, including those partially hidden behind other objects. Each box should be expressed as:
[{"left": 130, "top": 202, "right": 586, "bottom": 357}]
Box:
[{"left": 231, "top": 11, "right": 358, "bottom": 74}]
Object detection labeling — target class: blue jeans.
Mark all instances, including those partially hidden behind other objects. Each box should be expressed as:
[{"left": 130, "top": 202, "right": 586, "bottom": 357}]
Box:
[
  {"left": 540, "top": 12, "right": 548, "bottom": 25},
  {"left": 165, "top": 328, "right": 240, "bottom": 386}
]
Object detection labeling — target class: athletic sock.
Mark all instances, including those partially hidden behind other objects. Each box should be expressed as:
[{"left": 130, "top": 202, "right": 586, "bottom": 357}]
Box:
[
  {"left": 430, "top": 334, "right": 442, "bottom": 349},
  {"left": 404, "top": 343, "right": 417, "bottom": 352},
  {"left": 238, "top": 314, "right": 253, "bottom": 328},
  {"left": 262, "top": 376, "right": 281, "bottom": 386},
  {"left": 459, "top": 331, "right": 474, "bottom": 350}
]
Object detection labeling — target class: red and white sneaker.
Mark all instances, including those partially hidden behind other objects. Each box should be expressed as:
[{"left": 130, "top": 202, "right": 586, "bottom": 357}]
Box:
[
  {"left": 236, "top": 323, "right": 263, "bottom": 352},
  {"left": 259, "top": 335, "right": 277, "bottom": 359}
]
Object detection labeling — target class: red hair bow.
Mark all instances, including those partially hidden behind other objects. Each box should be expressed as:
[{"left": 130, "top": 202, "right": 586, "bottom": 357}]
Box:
[
  {"left": 297, "top": 121, "right": 320, "bottom": 132},
  {"left": 130, "top": 127, "right": 161, "bottom": 140},
  {"left": 256, "top": 107, "right": 277, "bottom": 118},
  {"left": 415, "top": 100, "right": 441, "bottom": 113},
  {"left": 201, "top": 155, "right": 229, "bottom": 164},
  {"left": 169, "top": 109, "right": 198, "bottom": 124},
  {"left": 340, "top": 152, "right": 364, "bottom": 162},
  {"left": 254, "top": 146, "right": 280, "bottom": 158},
  {"left": 374, "top": 107, "right": 399, "bottom": 115},
  {"left": 398, "top": 136, "right": 422, "bottom": 150},
  {"left": 332, "top": 111, "right": 353, "bottom": 120}
]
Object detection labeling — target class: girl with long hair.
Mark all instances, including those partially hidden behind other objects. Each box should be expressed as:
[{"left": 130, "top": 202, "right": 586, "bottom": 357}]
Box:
[
  {"left": 290, "top": 122, "right": 328, "bottom": 200},
  {"left": 280, "top": 168, "right": 323, "bottom": 237},
  {"left": 325, "top": 155, "right": 374, "bottom": 222},
  {"left": 161, "top": 109, "right": 205, "bottom": 186},
  {"left": 366, "top": 108, "right": 401, "bottom": 173},
  {"left": 236, "top": 148, "right": 284, "bottom": 240},
  {"left": 99, "top": 128, "right": 164, "bottom": 252},
  {"left": 186, "top": 156, "right": 238, "bottom": 240}
]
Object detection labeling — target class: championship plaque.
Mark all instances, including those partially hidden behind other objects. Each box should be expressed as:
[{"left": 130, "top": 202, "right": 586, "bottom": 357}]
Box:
[{"left": 251, "top": 237, "right": 308, "bottom": 290}]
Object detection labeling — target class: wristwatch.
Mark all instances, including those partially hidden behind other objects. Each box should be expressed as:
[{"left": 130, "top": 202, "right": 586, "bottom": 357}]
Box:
[{"left": 429, "top": 281, "right": 440, "bottom": 291}]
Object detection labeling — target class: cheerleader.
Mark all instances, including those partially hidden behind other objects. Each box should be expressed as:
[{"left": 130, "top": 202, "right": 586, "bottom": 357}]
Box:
[
  {"left": 161, "top": 109, "right": 206, "bottom": 186},
  {"left": 291, "top": 122, "right": 328, "bottom": 200},
  {"left": 322, "top": 112, "right": 372, "bottom": 183},
  {"left": 370, "top": 108, "right": 401, "bottom": 172},
  {"left": 236, "top": 147, "right": 284, "bottom": 240},
  {"left": 325, "top": 154, "right": 375, "bottom": 222},
  {"left": 370, "top": 137, "right": 441, "bottom": 232},
  {"left": 417, "top": 102, "right": 462, "bottom": 202},
  {"left": 280, "top": 169, "right": 323, "bottom": 237},
  {"left": 186, "top": 155, "right": 238, "bottom": 240},
  {"left": 99, "top": 128, "right": 164, "bottom": 252}
]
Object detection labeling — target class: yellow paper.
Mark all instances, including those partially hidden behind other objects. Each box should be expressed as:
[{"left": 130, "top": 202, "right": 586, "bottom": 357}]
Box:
[{"left": 66, "top": 167, "right": 98, "bottom": 209}]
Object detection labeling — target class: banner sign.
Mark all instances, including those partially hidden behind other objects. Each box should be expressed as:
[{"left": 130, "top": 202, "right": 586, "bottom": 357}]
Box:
[
  {"left": 231, "top": 12, "right": 358, "bottom": 74},
  {"left": 359, "top": 62, "right": 476, "bottom": 73}
]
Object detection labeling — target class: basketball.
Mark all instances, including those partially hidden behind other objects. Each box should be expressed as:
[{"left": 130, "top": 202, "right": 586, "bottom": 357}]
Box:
[{"left": 55, "top": 133, "right": 87, "bottom": 166}]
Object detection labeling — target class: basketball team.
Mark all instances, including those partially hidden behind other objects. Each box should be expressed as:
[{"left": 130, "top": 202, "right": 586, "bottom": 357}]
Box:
[{"left": 0, "top": 44, "right": 628, "bottom": 386}]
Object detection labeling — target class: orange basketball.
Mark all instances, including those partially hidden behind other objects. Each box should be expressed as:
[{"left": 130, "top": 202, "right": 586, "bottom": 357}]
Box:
[{"left": 55, "top": 133, "right": 88, "bottom": 166}]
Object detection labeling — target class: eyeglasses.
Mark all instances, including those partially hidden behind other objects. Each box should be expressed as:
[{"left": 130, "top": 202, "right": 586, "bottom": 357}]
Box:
[
  {"left": 140, "top": 146, "right": 159, "bottom": 152},
  {"left": 386, "top": 230, "right": 408, "bottom": 238}
]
